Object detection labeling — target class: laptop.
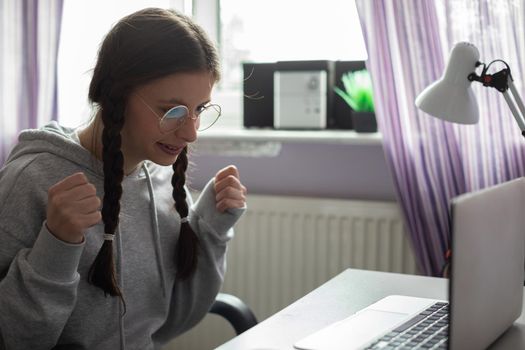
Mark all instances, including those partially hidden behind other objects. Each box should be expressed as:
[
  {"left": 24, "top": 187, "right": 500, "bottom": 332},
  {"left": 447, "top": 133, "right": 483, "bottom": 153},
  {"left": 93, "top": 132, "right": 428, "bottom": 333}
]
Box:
[{"left": 294, "top": 177, "right": 525, "bottom": 350}]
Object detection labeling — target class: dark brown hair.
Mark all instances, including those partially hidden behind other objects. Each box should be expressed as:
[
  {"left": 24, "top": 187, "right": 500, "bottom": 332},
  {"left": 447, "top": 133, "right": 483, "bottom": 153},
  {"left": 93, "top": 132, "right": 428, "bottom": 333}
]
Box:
[{"left": 87, "top": 8, "right": 220, "bottom": 298}]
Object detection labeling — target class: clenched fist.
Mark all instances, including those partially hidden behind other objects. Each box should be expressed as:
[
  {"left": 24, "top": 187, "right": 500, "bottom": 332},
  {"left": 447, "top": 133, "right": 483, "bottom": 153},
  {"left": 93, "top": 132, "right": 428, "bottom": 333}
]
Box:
[
  {"left": 214, "top": 165, "right": 247, "bottom": 212},
  {"left": 46, "top": 172, "right": 102, "bottom": 244}
]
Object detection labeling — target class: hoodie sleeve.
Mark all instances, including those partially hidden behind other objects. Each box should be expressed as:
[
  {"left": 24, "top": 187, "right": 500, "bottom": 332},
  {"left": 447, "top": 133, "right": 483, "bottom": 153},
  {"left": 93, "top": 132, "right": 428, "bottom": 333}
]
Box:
[
  {"left": 0, "top": 156, "right": 85, "bottom": 350},
  {"left": 152, "top": 177, "right": 245, "bottom": 343}
]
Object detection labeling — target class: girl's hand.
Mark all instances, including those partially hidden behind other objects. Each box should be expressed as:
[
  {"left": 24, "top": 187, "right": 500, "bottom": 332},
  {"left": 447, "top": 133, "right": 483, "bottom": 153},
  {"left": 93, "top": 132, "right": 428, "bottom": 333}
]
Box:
[
  {"left": 214, "top": 165, "right": 247, "bottom": 213},
  {"left": 46, "top": 172, "right": 102, "bottom": 244}
]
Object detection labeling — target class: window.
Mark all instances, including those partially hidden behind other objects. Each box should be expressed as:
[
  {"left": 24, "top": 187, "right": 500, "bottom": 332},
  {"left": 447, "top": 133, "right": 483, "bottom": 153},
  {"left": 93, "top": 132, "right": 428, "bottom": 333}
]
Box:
[
  {"left": 57, "top": 0, "right": 367, "bottom": 129},
  {"left": 213, "top": 0, "right": 367, "bottom": 128},
  {"left": 219, "top": 0, "right": 367, "bottom": 91}
]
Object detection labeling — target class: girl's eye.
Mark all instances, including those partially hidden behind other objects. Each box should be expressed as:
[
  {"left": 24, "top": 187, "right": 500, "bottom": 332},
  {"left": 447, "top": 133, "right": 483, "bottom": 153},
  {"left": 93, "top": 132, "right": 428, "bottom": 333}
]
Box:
[{"left": 196, "top": 105, "right": 207, "bottom": 115}]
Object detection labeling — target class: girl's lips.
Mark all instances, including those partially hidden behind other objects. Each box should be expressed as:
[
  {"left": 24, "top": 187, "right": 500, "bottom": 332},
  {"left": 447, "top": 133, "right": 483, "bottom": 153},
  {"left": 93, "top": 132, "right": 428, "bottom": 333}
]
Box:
[{"left": 156, "top": 142, "right": 184, "bottom": 155}]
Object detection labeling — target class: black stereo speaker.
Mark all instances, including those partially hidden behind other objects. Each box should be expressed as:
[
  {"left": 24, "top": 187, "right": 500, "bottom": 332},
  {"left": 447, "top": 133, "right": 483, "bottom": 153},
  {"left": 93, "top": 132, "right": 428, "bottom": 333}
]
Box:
[{"left": 243, "top": 63, "right": 275, "bottom": 128}]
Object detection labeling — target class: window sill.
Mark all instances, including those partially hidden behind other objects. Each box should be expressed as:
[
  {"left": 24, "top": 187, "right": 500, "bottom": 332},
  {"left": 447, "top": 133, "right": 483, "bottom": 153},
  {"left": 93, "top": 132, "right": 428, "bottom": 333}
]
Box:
[{"left": 197, "top": 127, "right": 383, "bottom": 145}]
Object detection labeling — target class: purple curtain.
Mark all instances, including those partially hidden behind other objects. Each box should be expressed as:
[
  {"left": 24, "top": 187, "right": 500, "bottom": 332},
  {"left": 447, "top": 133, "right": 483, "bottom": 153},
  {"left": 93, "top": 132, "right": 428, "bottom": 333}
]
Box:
[
  {"left": 0, "top": 0, "right": 64, "bottom": 165},
  {"left": 356, "top": 0, "right": 525, "bottom": 276}
]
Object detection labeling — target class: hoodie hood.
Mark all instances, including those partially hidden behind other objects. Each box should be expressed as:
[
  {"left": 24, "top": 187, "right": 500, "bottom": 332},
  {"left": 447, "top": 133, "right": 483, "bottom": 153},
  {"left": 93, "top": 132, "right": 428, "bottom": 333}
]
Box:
[{"left": 5, "top": 121, "right": 105, "bottom": 177}]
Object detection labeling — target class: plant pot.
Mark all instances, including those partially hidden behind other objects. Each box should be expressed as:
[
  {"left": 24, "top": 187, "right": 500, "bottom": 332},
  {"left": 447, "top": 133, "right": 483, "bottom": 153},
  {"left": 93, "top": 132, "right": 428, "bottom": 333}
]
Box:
[{"left": 352, "top": 111, "right": 377, "bottom": 133}]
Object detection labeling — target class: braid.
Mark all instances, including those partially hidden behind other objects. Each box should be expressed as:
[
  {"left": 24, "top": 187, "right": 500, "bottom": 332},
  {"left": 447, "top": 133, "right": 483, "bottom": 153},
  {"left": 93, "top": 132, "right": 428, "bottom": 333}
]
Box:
[
  {"left": 172, "top": 147, "right": 200, "bottom": 279},
  {"left": 88, "top": 82, "right": 126, "bottom": 303}
]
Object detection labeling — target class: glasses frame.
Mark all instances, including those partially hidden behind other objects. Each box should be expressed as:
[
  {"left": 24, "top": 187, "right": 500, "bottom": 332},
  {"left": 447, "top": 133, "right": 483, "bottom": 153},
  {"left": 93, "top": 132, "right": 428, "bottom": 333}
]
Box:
[{"left": 135, "top": 93, "right": 221, "bottom": 133}]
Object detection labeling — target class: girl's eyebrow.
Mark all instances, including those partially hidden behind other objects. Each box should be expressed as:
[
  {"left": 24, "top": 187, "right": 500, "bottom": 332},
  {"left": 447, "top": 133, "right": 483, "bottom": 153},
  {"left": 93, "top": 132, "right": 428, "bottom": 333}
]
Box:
[
  {"left": 158, "top": 98, "right": 184, "bottom": 105},
  {"left": 158, "top": 98, "right": 212, "bottom": 106}
]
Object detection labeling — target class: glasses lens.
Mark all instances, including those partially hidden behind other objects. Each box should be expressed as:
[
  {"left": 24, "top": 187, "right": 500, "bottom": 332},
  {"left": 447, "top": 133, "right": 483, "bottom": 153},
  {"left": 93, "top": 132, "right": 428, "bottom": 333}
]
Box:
[
  {"left": 198, "top": 105, "right": 221, "bottom": 131},
  {"left": 160, "top": 106, "right": 188, "bottom": 132}
]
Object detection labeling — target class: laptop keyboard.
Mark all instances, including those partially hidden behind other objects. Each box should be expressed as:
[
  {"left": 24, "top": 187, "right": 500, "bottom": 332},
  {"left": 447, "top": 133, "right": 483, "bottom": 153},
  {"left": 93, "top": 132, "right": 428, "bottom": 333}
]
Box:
[{"left": 364, "top": 302, "right": 449, "bottom": 350}]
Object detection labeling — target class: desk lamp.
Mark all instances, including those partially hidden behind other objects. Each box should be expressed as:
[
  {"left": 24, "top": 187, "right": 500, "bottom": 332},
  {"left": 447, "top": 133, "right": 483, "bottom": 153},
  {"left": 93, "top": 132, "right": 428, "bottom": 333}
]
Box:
[{"left": 415, "top": 42, "right": 525, "bottom": 136}]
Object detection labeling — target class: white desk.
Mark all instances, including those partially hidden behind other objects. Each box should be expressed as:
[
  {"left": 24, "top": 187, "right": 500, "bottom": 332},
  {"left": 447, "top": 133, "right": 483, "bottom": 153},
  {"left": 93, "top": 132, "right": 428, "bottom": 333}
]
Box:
[{"left": 216, "top": 269, "right": 525, "bottom": 350}]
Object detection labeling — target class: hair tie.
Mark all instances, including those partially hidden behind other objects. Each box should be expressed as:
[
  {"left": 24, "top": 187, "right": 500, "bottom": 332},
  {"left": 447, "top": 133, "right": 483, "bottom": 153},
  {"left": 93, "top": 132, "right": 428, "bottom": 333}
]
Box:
[
  {"left": 103, "top": 233, "right": 115, "bottom": 241},
  {"left": 180, "top": 217, "right": 189, "bottom": 224}
]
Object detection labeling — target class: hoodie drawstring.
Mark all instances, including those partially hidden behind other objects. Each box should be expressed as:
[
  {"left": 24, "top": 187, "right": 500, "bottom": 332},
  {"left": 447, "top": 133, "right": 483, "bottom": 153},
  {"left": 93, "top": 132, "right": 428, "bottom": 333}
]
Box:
[
  {"left": 143, "top": 163, "right": 167, "bottom": 298},
  {"left": 115, "top": 163, "right": 167, "bottom": 350}
]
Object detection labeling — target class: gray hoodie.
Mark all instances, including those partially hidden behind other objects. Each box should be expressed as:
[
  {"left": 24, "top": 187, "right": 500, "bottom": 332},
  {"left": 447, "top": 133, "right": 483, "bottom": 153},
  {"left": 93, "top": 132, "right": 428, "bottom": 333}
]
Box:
[{"left": 0, "top": 121, "right": 244, "bottom": 349}]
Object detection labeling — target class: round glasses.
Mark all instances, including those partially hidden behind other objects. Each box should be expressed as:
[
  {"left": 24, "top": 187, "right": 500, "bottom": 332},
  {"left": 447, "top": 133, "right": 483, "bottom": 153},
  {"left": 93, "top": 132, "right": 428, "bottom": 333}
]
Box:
[{"left": 137, "top": 94, "right": 221, "bottom": 133}]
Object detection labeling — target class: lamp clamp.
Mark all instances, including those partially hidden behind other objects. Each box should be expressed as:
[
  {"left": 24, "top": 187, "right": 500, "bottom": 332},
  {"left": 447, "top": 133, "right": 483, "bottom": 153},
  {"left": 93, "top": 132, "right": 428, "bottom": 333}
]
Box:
[{"left": 468, "top": 60, "right": 513, "bottom": 93}]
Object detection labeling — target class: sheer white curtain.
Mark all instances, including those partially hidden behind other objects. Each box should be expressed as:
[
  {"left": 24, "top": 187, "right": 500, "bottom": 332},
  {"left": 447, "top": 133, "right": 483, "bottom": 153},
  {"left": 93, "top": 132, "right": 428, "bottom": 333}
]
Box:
[{"left": 0, "top": 0, "right": 63, "bottom": 165}]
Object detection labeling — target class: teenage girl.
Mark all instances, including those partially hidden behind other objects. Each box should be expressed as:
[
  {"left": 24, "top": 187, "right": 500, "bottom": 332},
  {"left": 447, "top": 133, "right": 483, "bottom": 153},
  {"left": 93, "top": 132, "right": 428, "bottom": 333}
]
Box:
[{"left": 0, "top": 8, "right": 246, "bottom": 349}]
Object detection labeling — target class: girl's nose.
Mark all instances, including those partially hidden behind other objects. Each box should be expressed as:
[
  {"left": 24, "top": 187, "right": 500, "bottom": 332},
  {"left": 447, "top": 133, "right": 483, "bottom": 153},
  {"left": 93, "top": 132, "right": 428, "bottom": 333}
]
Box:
[{"left": 175, "top": 115, "right": 198, "bottom": 143}]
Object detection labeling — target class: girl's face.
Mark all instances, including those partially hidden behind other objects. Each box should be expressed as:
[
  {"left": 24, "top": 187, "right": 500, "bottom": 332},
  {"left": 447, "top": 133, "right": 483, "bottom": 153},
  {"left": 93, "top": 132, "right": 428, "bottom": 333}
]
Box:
[{"left": 121, "top": 71, "right": 214, "bottom": 173}]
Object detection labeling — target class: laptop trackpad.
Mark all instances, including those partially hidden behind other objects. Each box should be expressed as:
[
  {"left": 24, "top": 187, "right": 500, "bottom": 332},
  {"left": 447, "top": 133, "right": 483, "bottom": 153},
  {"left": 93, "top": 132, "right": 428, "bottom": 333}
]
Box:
[{"left": 294, "top": 309, "right": 408, "bottom": 350}]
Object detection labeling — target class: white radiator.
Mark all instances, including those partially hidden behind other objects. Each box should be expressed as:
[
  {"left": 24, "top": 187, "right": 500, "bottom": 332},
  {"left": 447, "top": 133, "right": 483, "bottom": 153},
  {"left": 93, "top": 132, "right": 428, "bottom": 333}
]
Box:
[{"left": 165, "top": 194, "right": 418, "bottom": 350}]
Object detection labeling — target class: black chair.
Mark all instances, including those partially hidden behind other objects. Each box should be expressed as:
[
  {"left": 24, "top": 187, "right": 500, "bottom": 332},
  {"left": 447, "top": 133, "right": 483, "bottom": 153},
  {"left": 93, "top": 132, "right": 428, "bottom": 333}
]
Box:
[{"left": 209, "top": 293, "right": 258, "bottom": 335}]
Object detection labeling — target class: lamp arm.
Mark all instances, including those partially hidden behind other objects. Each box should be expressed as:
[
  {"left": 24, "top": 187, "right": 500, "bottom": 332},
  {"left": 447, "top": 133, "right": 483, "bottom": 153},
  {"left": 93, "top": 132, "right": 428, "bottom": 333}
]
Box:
[
  {"left": 508, "top": 79, "right": 525, "bottom": 124},
  {"left": 502, "top": 88, "right": 525, "bottom": 134}
]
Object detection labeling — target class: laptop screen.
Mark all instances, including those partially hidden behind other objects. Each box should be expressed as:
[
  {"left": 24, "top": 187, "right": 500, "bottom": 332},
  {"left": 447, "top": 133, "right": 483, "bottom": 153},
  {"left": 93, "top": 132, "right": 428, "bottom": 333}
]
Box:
[{"left": 448, "top": 177, "right": 525, "bottom": 349}]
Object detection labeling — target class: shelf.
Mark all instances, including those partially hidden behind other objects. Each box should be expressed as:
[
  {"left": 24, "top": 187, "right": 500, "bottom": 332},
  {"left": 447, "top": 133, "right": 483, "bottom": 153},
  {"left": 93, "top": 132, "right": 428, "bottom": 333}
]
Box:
[{"left": 197, "top": 128, "right": 383, "bottom": 145}]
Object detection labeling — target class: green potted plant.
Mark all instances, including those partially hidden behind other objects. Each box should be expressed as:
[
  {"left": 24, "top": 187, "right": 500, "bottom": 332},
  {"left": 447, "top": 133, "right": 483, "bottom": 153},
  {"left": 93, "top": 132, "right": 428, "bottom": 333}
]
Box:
[{"left": 334, "top": 69, "right": 377, "bottom": 132}]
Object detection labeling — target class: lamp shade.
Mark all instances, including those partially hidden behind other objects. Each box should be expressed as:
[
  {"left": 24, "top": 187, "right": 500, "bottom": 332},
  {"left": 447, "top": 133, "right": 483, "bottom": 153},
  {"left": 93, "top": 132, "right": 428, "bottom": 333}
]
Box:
[{"left": 415, "top": 42, "right": 480, "bottom": 124}]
